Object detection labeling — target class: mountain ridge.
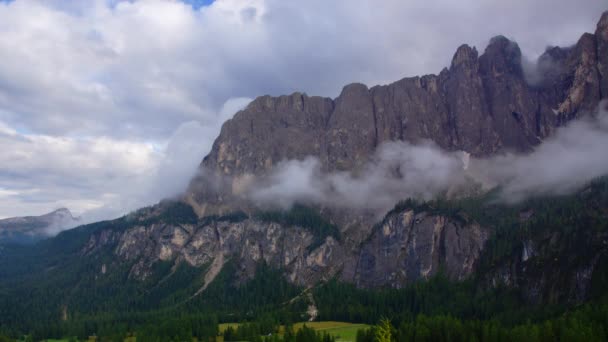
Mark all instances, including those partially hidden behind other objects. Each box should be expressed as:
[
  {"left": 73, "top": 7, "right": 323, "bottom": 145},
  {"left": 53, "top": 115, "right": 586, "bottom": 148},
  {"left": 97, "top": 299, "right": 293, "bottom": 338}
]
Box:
[
  {"left": 1, "top": 11, "right": 608, "bottom": 340},
  {"left": 186, "top": 12, "right": 608, "bottom": 216},
  {"left": 61, "top": 11, "right": 608, "bottom": 291}
]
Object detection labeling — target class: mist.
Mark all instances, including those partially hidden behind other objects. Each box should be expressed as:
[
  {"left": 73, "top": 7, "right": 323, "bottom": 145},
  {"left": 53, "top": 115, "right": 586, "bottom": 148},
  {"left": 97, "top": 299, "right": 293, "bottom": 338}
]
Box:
[
  {"left": 521, "top": 46, "right": 569, "bottom": 87},
  {"left": 469, "top": 102, "right": 608, "bottom": 202},
  {"left": 248, "top": 102, "right": 608, "bottom": 213},
  {"left": 249, "top": 142, "right": 468, "bottom": 212}
]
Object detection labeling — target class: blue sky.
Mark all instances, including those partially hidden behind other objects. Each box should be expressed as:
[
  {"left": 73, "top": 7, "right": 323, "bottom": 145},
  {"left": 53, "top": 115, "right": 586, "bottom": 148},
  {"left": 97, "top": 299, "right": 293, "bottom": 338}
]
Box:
[{"left": 181, "top": 0, "right": 214, "bottom": 9}]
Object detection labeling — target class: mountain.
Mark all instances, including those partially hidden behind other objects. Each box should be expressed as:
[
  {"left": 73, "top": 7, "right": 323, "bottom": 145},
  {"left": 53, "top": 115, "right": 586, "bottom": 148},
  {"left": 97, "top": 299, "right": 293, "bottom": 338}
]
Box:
[
  {"left": 0, "top": 11, "right": 608, "bottom": 341},
  {"left": 0, "top": 208, "right": 79, "bottom": 244},
  {"left": 173, "top": 11, "right": 608, "bottom": 288},
  {"left": 186, "top": 11, "right": 608, "bottom": 215},
  {"left": 194, "top": 13, "right": 606, "bottom": 176}
]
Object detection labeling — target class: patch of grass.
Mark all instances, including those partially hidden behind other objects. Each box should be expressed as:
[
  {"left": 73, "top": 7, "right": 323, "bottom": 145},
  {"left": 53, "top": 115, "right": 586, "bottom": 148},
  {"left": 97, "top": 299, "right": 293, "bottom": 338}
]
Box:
[
  {"left": 219, "top": 321, "right": 368, "bottom": 342},
  {"left": 293, "top": 322, "right": 369, "bottom": 342},
  {"left": 219, "top": 323, "right": 241, "bottom": 334}
]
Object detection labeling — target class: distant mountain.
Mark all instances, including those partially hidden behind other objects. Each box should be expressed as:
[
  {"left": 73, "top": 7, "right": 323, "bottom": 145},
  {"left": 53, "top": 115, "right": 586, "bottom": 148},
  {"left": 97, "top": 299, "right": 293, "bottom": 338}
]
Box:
[{"left": 0, "top": 208, "right": 79, "bottom": 244}]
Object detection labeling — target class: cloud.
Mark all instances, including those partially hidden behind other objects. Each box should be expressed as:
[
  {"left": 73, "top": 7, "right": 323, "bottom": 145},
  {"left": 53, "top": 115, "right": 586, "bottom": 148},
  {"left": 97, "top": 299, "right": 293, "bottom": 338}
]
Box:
[
  {"left": 79, "top": 97, "right": 251, "bottom": 223},
  {"left": 469, "top": 102, "right": 608, "bottom": 202},
  {"left": 0, "top": 0, "right": 604, "bottom": 139},
  {"left": 248, "top": 103, "right": 608, "bottom": 213},
  {"left": 0, "top": 97, "right": 250, "bottom": 222},
  {"left": 0, "top": 126, "right": 160, "bottom": 219},
  {"left": 0, "top": 0, "right": 604, "bottom": 221},
  {"left": 250, "top": 142, "right": 467, "bottom": 212},
  {"left": 248, "top": 141, "right": 468, "bottom": 213}
]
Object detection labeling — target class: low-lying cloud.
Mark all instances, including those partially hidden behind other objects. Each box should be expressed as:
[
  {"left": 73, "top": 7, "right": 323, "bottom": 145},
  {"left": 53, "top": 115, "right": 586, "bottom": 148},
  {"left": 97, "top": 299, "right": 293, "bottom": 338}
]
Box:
[
  {"left": 469, "top": 103, "right": 608, "bottom": 202},
  {"left": 248, "top": 103, "right": 608, "bottom": 213},
  {"left": 250, "top": 142, "right": 467, "bottom": 211}
]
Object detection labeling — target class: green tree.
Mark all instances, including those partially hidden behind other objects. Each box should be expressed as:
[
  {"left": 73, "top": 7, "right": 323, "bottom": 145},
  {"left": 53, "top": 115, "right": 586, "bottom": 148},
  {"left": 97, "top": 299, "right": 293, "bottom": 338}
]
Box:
[{"left": 374, "top": 318, "right": 393, "bottom": 342}]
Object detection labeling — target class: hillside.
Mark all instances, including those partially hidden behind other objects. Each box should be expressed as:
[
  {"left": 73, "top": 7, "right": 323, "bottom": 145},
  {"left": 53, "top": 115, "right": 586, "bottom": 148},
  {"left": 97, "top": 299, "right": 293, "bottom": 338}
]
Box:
[{"left": 0, "top": 177, "right": 607, "bottom": 339}]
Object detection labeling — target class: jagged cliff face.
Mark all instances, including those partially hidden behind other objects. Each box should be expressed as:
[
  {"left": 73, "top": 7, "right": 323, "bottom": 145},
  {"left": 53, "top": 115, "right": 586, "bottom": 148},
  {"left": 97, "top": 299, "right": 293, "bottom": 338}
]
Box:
[
  {"left": 82, "top": 207, "right": 488, "bottom": 289},
  {"left": 194, "top": 12, "right": 608, "bottom": 184},
  {"left": 352, "top": 210, "right": 488, "bottom": 288},
  {"left": 69, "top": 13, "right": 608, "bottom": 301}
]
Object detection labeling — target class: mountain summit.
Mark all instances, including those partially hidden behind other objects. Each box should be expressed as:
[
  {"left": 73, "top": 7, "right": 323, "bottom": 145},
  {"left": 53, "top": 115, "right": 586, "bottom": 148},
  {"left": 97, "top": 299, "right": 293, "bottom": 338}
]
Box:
[{"left": 0, "top": 208, "right": 79, "bottom": 244}]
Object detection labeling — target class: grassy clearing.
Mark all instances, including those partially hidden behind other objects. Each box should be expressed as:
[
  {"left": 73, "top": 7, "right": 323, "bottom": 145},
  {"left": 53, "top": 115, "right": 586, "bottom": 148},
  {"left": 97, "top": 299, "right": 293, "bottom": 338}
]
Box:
[
  {"left": 294, "top": 322, "right": 369, "bottom": 342},
  {"left": 219, "top": 321, "right": 369, "bottom": 342},
  {"left": 219, "top": 322, "right": 242, "bottom": 333}
]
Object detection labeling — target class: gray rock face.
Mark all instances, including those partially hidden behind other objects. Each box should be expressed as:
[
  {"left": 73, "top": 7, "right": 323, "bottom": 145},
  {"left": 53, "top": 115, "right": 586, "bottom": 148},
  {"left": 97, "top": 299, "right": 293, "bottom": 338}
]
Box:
[
  {"left": 352, "top": 210, "right": 488, "bottom": 288},
  {"left": 485, "top": 229, "right": 608, "bottom": 305},
  {"left": 596, "top": 12, "right": 608, "bottom": 98},
  {"left": 83, "top": 207, "right": 487, "bottom": 290},
  {"left": 107, "top": 219, "right": 338, "bottom": 286}
]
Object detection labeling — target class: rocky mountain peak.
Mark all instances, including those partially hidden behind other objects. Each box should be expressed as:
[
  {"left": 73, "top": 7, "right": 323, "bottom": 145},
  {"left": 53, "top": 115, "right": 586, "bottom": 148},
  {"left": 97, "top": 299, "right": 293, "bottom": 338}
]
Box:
[
  {"left": 339, "top": 83, "right": 370, "bottom": 97},
  {"left": 450, "top": 44, "right": 478, "bottom": 68},
  {"left": 480, "top": 35, "right": 523, "bottom": 77},
  {"left": 188, "top": 14, "right": 608, "bottom": 214},
  {"left": 597, "top": 11, "right": 608, "bottom": 33},
  {"left": 49, "top": 207, "right": 73, "bottom": 217}
]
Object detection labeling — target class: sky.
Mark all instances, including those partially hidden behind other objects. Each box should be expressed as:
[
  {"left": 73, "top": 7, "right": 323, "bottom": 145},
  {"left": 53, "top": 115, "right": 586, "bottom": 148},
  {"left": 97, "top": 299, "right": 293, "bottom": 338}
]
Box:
[{"left": 0, "top": 0, "right": 605, "bottom": 221}]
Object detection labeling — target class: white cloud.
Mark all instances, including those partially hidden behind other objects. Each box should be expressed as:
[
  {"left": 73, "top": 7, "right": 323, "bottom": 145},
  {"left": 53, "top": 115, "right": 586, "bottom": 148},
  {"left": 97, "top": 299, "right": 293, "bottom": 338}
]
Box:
[
  {"left": 0, "top": 129, "right": 160, "bottom": 217},
  {"left": 0, "top": 0, "right": 604, "bottom": 138},
  {"left": 0, "top": 96, "right": 250, "bottom": 222},
  {"left": 249, "top": 141, "right": 468, "bottom": 213},
  {"left": 0, "top": 0, "right": 604, "bottom": 222},
  {"left": 469, "top": 103, "right": 608, "bottom": 202}
]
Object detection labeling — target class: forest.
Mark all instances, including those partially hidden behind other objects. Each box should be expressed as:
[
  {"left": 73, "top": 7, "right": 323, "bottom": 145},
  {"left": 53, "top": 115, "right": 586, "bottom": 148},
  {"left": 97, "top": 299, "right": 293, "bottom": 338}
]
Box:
[{"left": 0, "top": 178, "right": 607, "bottom": 341}]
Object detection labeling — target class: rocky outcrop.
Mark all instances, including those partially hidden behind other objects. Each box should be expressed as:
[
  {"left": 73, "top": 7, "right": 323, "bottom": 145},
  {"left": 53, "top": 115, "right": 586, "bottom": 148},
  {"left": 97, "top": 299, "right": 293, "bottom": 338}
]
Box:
[
  {"left": 110, "top": 219, "right": 334, "bottom": 285},
  {"left": 484, "top": 229, "right": 608, "bottom": 305},
  {"left": 80, "top": 204, "right": 488, "bottom": 290},
  {"left": 352, "top": 210, "right": 488, "bottom": 288}
]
